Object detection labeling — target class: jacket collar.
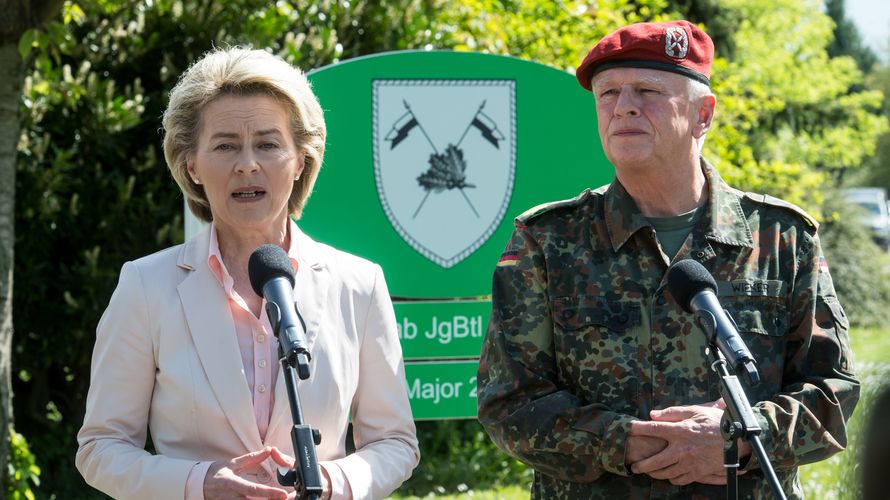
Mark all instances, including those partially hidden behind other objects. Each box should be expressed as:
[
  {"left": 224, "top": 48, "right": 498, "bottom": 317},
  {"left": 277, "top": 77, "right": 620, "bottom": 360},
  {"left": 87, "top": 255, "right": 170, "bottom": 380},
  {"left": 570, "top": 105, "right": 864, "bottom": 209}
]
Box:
[
  {"left": 177, "top": 220, "right": 328, "bottom": 272},
  {"left": 700, "top": 160, "right": 754, "bottom": 249},
  {"left": 604, "top": 158, "right": 753, "bottom": 252}
]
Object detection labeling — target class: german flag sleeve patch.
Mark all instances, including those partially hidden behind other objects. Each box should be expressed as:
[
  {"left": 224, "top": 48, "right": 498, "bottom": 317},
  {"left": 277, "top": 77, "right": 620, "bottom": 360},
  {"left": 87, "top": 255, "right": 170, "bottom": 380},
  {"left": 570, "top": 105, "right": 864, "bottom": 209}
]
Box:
[{"left": 497, "top": 250, "right": 519, "bottom": 267}]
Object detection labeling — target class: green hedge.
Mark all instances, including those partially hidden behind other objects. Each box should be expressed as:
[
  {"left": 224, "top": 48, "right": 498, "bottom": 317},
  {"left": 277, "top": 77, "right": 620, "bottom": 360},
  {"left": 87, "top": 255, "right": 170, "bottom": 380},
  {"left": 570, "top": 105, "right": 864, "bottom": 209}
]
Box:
[{"left": 397, "top": 420, "right": 532, "bottom": 495}]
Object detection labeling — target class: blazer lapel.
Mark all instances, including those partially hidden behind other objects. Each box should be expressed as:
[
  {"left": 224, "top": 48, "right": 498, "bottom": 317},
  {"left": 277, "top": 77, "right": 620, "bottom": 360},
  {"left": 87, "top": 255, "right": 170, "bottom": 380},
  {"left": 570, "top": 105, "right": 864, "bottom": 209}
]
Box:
[
  {"left": 177, "top": 228, "right": 263, "bottom": 453},
  {"left": 268, "top": 227, "right": 330, "bottom": 441}
]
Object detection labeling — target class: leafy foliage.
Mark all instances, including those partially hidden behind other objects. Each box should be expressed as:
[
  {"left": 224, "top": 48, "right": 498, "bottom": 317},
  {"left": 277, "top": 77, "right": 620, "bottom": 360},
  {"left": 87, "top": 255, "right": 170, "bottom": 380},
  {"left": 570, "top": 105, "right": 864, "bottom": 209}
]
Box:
[
  {"left": 857, "top": 62, "right": 890, "bottom": 192},
  {"left": 397, "top": 420, "right": 532, "bottom": 495},
  {"left": 433, "top": 0, "right": 681, "bottom": 71},
  {"left": 825, "top": 0, "right": 878, "bottom": 74},
  {"left": 4, "top": 428, "right": 40, "bottom": 500},
  {"left": 706, "top": 0, "right": 887, "bottom": 218}
]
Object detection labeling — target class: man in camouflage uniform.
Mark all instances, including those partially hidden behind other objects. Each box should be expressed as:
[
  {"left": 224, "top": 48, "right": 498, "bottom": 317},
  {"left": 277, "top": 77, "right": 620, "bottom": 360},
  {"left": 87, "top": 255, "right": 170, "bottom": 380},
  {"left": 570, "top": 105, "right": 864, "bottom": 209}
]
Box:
[{"left": 477, "top": 20, "right": 859, "bottom": 499}]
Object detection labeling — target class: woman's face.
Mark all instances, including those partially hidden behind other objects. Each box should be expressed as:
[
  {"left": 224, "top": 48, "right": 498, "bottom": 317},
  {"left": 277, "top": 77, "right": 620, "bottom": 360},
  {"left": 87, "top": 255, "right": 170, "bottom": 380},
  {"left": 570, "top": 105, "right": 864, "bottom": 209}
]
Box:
[{"left": 188, "top": 94, "right": 304, "bottom": 237}]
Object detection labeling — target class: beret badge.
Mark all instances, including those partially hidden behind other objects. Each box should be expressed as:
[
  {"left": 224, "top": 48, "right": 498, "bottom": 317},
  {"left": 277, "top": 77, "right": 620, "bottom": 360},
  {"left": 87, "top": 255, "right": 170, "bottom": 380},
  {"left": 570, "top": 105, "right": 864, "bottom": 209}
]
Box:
[{"left": 664, "top": 27, "right": 688, "bottom": 59}]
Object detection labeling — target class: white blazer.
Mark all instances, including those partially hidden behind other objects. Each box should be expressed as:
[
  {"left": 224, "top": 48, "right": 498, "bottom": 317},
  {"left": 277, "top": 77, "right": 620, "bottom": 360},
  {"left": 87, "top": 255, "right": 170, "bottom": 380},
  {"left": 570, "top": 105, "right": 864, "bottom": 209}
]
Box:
[{"left": 76, "top": 225, "right": 420, "bottom": 499}]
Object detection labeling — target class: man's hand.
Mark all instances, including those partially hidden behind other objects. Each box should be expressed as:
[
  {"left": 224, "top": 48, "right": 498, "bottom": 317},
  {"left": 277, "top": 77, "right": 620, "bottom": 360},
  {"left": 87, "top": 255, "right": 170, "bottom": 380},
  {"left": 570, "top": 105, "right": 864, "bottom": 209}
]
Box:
[
  {"left": 628, "top": 400, "right": 750, "bottom": 486},
  {"left": 203, "top": 447, "right": 291, "bottom": 499},
  {"left": 626, "top": 435, "right": 668, "bottom": 464}
]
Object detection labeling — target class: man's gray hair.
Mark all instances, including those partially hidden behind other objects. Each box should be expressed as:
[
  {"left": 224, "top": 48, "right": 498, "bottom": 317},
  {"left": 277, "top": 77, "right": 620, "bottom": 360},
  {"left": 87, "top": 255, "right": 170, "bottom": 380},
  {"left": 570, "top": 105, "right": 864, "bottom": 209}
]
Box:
[{"left": 687, "top": 79, "right": 712, "bottom": 101}]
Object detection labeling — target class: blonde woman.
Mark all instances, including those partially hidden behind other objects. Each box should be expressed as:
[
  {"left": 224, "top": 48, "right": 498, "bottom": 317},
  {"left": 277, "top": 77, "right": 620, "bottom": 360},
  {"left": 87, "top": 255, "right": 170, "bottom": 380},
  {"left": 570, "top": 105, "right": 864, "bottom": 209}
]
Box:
[{"left": 76, "top": 47, "right": 419, "bottom": 500}]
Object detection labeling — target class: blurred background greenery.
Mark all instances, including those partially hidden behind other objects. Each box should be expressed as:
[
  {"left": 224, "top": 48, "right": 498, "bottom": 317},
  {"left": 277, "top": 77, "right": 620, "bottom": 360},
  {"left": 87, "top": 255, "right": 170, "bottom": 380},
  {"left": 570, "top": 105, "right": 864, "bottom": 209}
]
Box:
[{"left": 1, "top": 0, "right": 889, "bottom": 498}]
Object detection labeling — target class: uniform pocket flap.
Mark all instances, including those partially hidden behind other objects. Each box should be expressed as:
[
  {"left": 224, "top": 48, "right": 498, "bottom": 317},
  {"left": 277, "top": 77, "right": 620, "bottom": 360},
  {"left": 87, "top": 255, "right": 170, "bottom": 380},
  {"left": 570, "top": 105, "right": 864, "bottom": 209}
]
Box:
[
  {"left": 552, "top": 296, "right": 640, "bottom": 332},
  {"left": 821, "top": 296, "right": 850, "bottom": 331},
  {"left": 723, "top": 297, "right": 788, "bottom": 337}
]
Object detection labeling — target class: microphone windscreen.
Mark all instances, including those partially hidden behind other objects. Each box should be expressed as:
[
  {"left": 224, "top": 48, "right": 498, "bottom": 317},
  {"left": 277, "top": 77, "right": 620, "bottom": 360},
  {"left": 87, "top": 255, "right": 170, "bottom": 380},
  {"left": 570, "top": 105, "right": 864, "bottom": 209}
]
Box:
[
  {"left": 248, "top": 244, "right": 295, "bottom": 297},
  {"left": 666, "top": 259, "right": 717, "bottom": 313}
]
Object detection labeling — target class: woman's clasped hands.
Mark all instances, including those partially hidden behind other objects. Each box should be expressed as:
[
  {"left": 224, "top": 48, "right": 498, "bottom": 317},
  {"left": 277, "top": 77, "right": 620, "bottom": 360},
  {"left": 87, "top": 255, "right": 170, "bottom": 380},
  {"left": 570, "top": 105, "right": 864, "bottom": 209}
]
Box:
[{"left": 204, "top": 446, "right": 316, "bottom": 499}]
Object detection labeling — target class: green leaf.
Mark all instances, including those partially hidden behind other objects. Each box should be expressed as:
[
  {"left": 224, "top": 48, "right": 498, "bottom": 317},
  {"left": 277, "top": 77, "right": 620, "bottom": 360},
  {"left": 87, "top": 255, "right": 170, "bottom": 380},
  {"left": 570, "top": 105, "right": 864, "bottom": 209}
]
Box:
[
  {"left": 64, "top": 3, "right": 87, "bottom": 25},
  {"left": 18, "top": 29, "right": 38, "bottom": 59}
]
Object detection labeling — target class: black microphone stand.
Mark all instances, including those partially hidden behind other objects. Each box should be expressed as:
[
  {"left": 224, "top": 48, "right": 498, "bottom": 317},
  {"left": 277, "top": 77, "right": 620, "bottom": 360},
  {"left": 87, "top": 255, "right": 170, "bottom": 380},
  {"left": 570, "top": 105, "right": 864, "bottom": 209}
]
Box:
[
  {"left": 266, "top": 300, "right": 323, "bottom": 500},
  {"left": 705, "top": 344, "right": 786, "bottom": 500}
]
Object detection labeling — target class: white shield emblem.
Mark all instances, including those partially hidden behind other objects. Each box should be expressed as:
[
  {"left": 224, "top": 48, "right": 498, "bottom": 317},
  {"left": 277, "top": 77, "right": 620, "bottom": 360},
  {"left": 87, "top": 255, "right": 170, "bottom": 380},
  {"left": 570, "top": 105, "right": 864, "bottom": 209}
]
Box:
[
  {"left": 664, "top": 27, "right": 688, "bottom": 59},
  {"left": 373, "top": 80, "right": 516, "bottom": 268}
]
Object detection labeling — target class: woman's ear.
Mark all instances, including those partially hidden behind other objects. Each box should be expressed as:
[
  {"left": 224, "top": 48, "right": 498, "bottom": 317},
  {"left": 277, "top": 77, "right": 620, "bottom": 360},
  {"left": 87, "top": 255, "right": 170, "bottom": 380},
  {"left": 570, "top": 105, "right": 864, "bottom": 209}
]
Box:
[
  {"left": 186, "top": 157, "right": 199, "bottom": 184},
  {"left": 295, "top": 152, "right": 306, "bottom": 181}
]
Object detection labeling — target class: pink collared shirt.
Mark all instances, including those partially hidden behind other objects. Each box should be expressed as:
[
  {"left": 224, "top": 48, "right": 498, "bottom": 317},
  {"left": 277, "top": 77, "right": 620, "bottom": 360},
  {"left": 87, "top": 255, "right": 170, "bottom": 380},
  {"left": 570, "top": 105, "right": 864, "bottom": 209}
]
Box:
[
  {"left": 206, "top": 224, "right": 281, "bottom": 440},
  {"left": 185, "top": 221, "right": 350, "bottom": 499}
]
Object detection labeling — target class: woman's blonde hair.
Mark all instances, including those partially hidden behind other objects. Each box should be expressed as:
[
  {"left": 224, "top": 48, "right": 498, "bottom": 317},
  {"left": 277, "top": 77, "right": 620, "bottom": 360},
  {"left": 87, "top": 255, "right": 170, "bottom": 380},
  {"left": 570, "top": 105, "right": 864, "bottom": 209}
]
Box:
[{"left": 162, "top": 47, "right": 326, "bottom": 222}]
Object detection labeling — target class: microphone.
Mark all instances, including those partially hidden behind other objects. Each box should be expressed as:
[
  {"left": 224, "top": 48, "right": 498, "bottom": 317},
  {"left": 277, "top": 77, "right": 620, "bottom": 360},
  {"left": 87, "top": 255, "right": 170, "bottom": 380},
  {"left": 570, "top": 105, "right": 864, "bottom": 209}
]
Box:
[
  {"left": 666, "top": 259, "right": 760, "bottom": 385},
  {"left": 248, "top": 244, "right": 311, "bottom": 379}
]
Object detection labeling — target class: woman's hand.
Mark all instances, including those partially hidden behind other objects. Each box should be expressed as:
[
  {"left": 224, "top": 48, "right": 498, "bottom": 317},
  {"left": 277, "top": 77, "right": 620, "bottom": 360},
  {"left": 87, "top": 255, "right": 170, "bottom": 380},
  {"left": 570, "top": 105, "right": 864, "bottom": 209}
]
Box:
[
  {"left": 204, "top": 447, "right": 291, "bottom": 499},
  {"left": 270, "top": 447, "right": 332, "bottom": 500}
]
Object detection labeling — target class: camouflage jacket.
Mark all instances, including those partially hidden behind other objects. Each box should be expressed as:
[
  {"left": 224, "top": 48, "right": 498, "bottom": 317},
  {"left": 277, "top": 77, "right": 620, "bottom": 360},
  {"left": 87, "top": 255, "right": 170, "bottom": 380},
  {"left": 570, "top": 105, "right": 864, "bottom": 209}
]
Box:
[{"left": 477, "top": 161, "right": 859, "bottom": 499}]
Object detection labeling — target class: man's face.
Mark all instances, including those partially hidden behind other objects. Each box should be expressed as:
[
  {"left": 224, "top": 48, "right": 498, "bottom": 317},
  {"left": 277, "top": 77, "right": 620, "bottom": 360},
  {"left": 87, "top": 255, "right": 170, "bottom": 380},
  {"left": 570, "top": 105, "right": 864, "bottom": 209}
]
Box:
[{"left": 592, "top": 67, "right": 706, "bottom": 173}]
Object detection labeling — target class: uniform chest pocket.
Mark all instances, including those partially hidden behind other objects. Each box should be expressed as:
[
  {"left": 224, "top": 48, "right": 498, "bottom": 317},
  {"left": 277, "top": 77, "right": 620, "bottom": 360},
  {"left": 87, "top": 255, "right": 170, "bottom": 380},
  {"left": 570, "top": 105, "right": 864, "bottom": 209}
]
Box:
[
  {"left": 721, "top": 296, "right": 789, "bottom": 337},
  {"left": 552, "top": 295, "right": 642, "bottom": 334},
  {"left": 720, "top": 296, "right": 789, "bottom": 397}
]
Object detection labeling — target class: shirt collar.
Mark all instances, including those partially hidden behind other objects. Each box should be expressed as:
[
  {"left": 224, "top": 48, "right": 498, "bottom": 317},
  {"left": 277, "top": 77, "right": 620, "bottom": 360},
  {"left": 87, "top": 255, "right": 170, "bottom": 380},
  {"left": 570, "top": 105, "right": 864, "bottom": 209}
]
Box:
[
  {"left": 604, "top": 158, "right": 753, "bottom": 252},
  {"left": 207, "top": 219, "right": 301, "bottom": 290}
]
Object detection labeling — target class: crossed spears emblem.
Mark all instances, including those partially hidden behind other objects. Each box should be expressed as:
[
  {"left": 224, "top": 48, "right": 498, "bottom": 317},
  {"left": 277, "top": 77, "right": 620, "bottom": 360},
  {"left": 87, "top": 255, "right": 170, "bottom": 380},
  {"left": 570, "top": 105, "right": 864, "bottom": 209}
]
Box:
[{"left": 385, "top": 99, "right": 505, "bottom": 219}]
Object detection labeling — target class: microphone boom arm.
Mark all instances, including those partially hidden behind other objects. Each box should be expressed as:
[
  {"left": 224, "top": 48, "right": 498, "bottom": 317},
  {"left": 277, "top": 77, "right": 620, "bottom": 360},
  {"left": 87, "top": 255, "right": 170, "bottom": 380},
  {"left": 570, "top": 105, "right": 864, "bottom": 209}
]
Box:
[
  {"left": 706, "top": 346, "right": 786, "bottom": 500},
  {"left": 264, "top": 299, "right": 322, "bottom": 499}
]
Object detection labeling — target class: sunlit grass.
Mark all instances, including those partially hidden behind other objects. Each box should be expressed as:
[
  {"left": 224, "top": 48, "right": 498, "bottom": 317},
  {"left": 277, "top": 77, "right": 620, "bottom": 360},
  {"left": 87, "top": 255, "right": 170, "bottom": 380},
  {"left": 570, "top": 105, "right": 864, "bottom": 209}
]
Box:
[
  {"left": 391, "top": 485, "right": 529, "bottom": 499},
  {"left": 847, "top": 327, "right": 890, "bottom": 366}
]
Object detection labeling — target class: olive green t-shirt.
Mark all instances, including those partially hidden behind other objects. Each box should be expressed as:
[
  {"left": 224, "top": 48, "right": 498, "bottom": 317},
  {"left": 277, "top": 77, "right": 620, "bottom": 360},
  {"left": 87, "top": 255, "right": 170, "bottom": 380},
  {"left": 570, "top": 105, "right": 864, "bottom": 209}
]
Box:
[{"left": 647, "top": 204, "right": 707, "bottom": 260}]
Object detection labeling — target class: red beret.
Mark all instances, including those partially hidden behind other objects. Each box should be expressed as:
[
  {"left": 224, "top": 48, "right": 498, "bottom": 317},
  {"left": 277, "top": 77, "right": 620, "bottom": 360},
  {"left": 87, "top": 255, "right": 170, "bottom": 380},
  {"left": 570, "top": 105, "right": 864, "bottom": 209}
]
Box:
[{"left": 576, "top": 20, "right": 714, "bottom": 91}]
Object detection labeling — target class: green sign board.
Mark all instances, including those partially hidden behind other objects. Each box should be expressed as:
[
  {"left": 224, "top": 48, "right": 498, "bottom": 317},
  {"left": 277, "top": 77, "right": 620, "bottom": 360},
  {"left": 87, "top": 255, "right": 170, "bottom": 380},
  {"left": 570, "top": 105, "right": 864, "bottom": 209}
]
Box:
[
  {"left": 395, "top": 300, "right": 489, "bottom": 360},
  {"left": 304, "top": 51, "right": 613, "bottom": 299},
  {"left": 300, "top": 51, "right": 613, "bottom": 419},
  {"left": 405, "top": 361, "right": 479, "bottom": 420}
]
